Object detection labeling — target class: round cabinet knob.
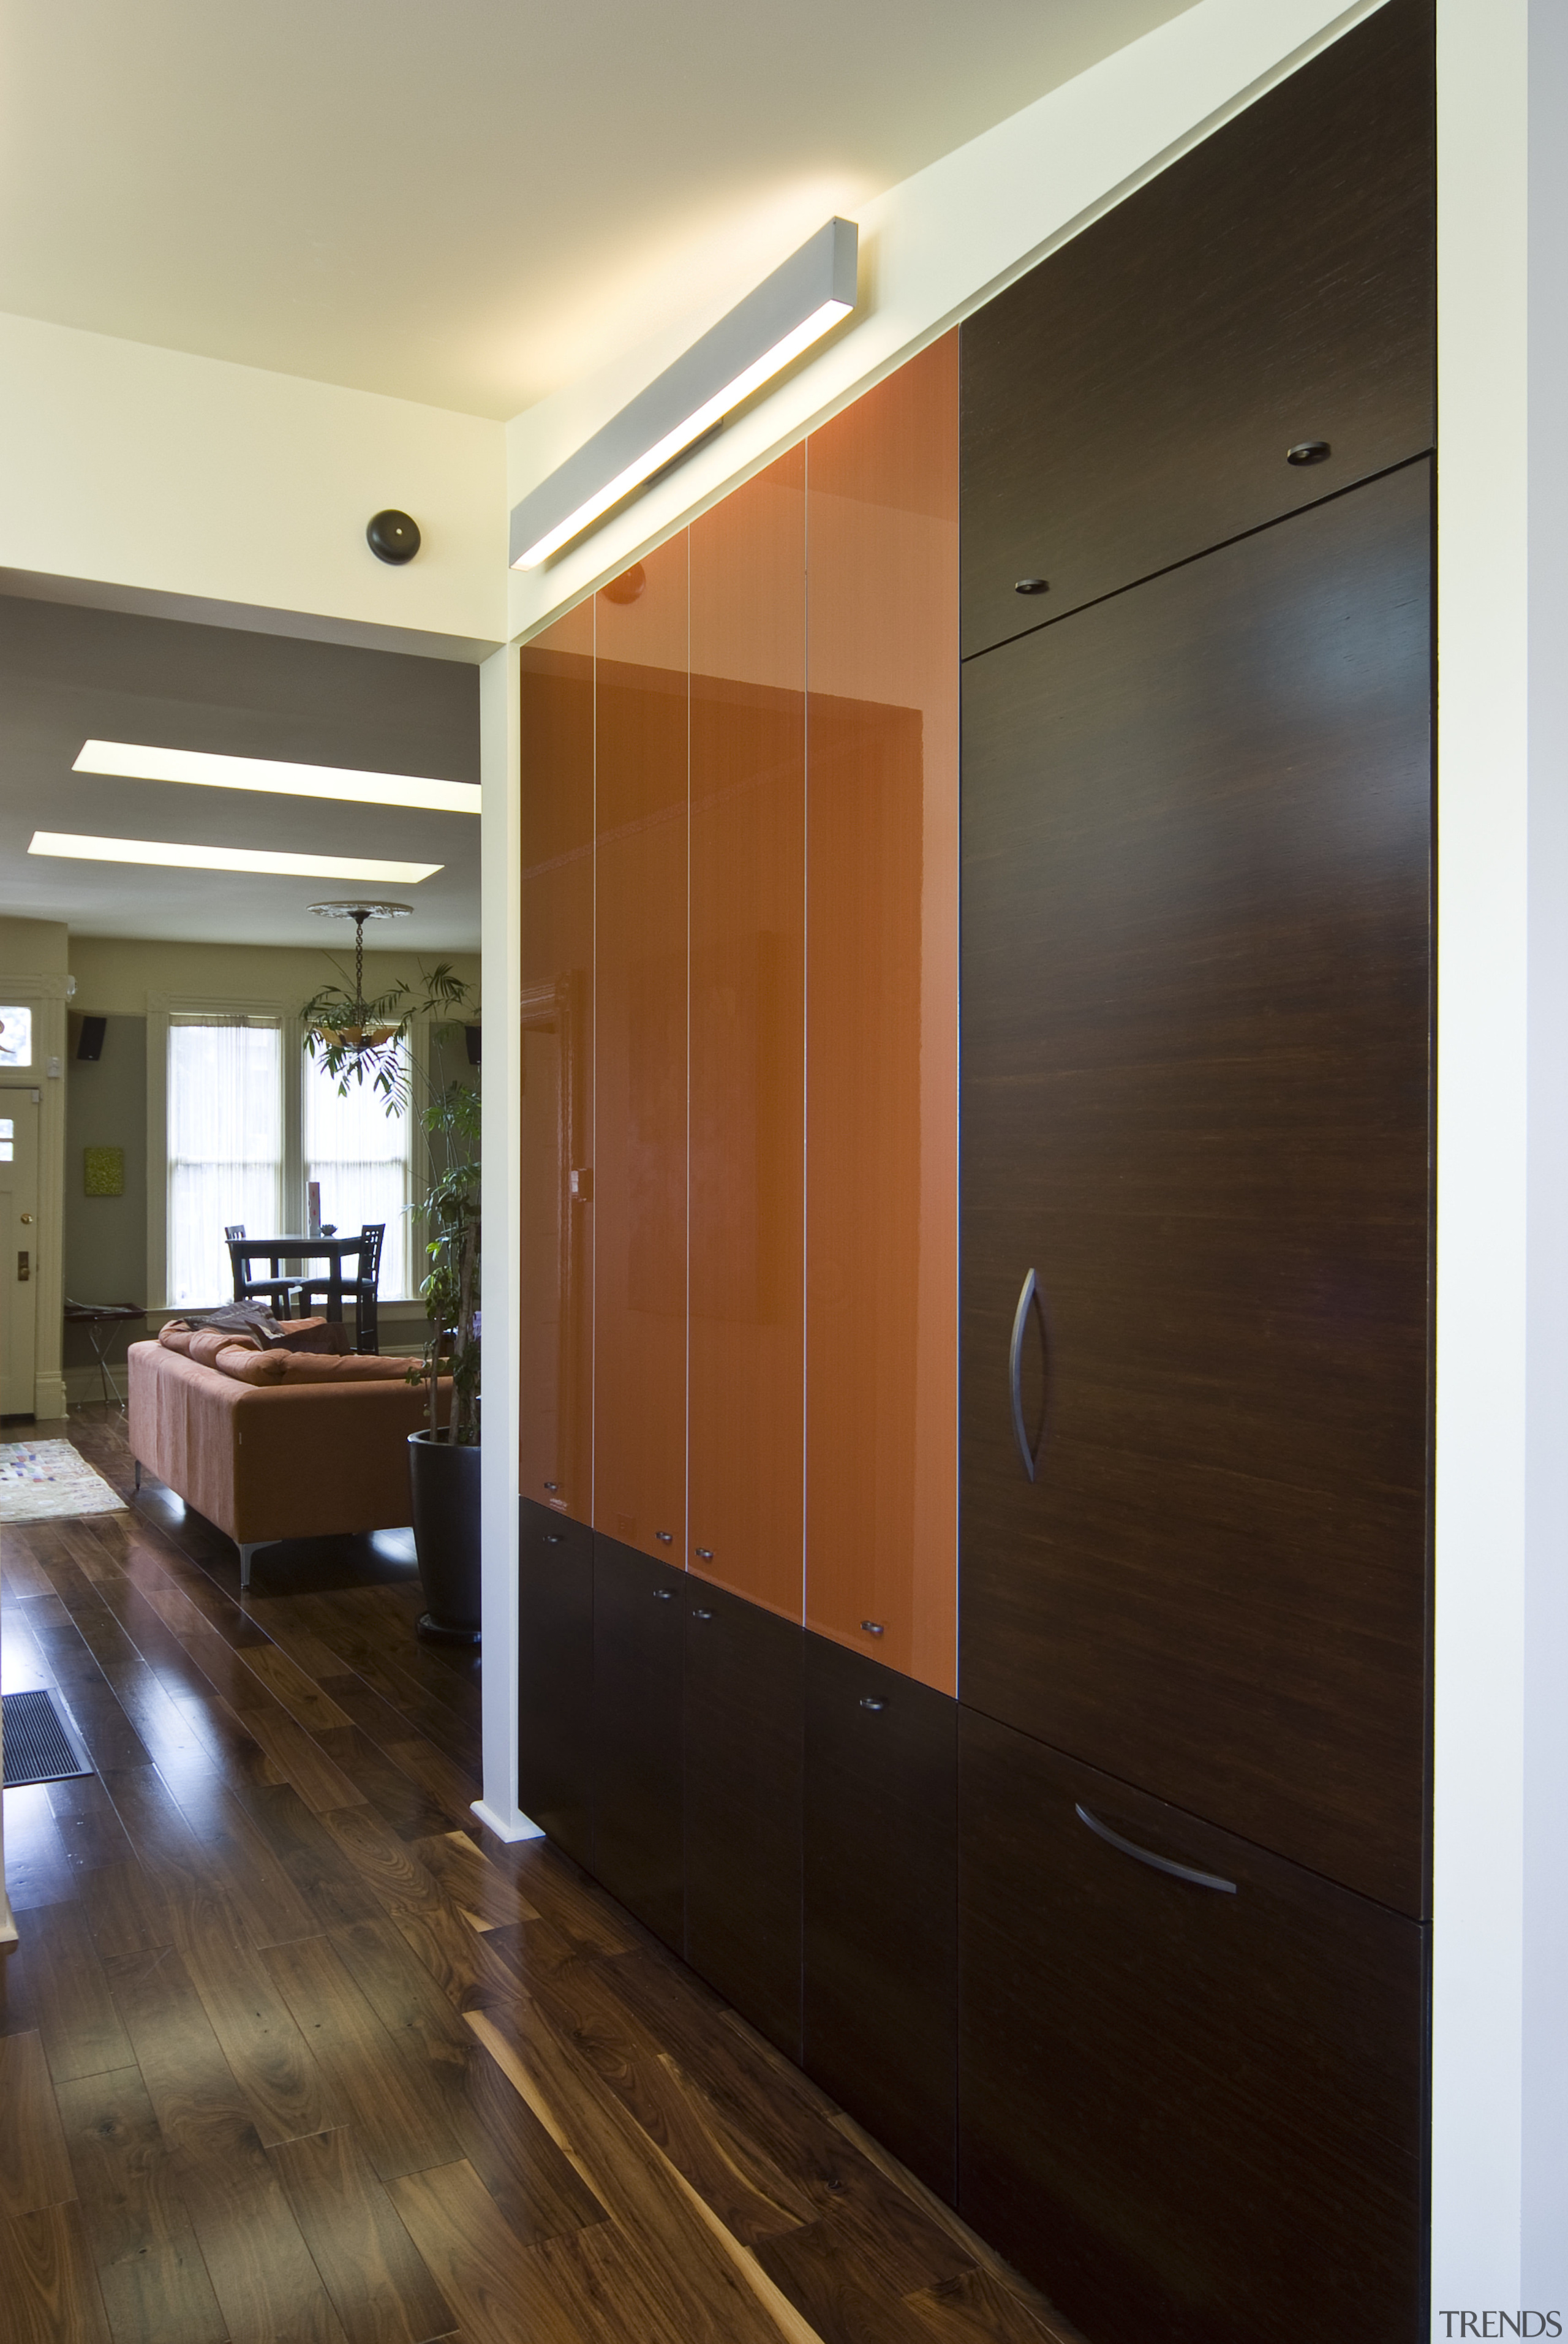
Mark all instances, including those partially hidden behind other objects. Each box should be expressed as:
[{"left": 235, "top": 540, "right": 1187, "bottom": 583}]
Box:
[
  {"left": 1014, "top": 577, "right": 1049, "bottom": 596},
  {"left": 860, "top": 1696, "right": 886, "bottom": 1712},
  {"left": 653, "top": 1587, "right": 674, "bottom": 1601},
  {"left": 861, "top": 1620, "right": 885, "bottom": 1637},
  {"left": 545, "top": 1534, "right": 564, "bottom": 1545},
  {"left": 543, "top": 1480, "right": 559, "bottom": 1492},
  {"left": 695, "top": 1546, "right": 714, "bottom": 1560},
  {"left": 654, "top": 1530, "right": 673, "bottom": 1543},
  {"left": 1286, "top": 440, "right": 1332, "bottom": 466},
  {"left": 693, "top": 1608, "right": 714, "bottom": 1621}
]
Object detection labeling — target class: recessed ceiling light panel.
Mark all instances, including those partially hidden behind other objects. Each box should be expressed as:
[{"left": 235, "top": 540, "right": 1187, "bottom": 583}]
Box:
[
  {"left": 72, "top": 739, "right": 480, "bottom": 815},
  {"left": 510, "top": 216, "right": 858, "bottom": 570},
  {"left": 28, "top": 833, "right": 440, "bottom": 884}
]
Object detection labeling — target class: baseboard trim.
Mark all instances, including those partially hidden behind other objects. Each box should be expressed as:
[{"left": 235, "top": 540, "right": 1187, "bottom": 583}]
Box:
[
  {"left": 32, "top": 1372, "right": 69, "bottom": 1421},
  {"left": 471, "top": 1798, "right": 545, "bottom": 1843}
]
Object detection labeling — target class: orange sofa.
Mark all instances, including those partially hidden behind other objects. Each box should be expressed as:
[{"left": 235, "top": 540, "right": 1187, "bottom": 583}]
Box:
[{"left": 127, "top": 1336, "right": 441, "bottom": 1588}]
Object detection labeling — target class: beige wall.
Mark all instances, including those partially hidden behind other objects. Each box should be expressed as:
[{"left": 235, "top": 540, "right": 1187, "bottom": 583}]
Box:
[
  {"left": 68, "top": 935, "right": 480, "bottom": 1016},
  {"left": 0, "top": 915, "right": 70, "bottom": 975}
]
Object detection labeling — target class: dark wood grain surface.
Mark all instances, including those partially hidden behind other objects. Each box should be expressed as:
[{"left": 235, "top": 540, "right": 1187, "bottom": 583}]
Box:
[
  {"left": 957, "top": 1710, "right": 1427, "bottom": 2344},
  {"left": 802, "top": 1635, "right": 958, "bottom": 2203},
  {"left": 960, "top": 0, "right": 1434, "bottom": 657},
  {"left": 517, "top": 1499, "right": 594, "bottom": 1865},
  {"left": 960, "top": 462, "right": 1433, "bottom": 1911},
  {"left": 0, "top": 1404, "right": 1077, "bottom": 2344},
  {"left": 591, "top": 1530, "right": 686, "bottom": 1951},
  {"left": 683, "top": 1579, "right": 803, "bottom": 2062}
]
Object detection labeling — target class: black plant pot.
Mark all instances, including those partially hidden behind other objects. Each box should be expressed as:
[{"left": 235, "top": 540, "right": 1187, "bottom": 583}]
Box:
[{"left": 408, "top": 1430, "right": 481, "bottom": 1644}]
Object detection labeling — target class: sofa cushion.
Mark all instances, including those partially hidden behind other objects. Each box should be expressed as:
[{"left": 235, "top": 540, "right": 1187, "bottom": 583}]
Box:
[
  {"left": 189, "top": 1326, "right": 264, "bottom": 1369},
  {"left": 158, "top": 1322, "right": 193, "bottom": 1353},
  {"left": 213, "top": 1343, "right": 291, "bottom": 1383},
  {"left": 209, "top": 1344, "right": 413, "bottom": 1386}
]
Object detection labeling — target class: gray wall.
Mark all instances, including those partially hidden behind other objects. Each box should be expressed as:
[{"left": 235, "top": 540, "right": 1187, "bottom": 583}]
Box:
[{"left": 62, "top": 1016, "right": 147, "bottom": 1374}]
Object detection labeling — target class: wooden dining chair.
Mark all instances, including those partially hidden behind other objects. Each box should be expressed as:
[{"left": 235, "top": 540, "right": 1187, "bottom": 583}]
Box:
[
  {"left": 224, "top": 1225, "right": 294, "bottom": 1317},
  {"left": 291, "top": 1222, "right": 386, "bottom": 1353}
]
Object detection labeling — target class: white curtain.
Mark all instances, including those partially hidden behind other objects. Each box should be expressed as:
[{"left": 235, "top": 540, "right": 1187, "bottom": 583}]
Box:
[
  {"left": 167, "top": 1016, "right": 283, "bottom": 1307},
  {"left": 303, "top": 1048, "right": 413, "bottom": 1299}
]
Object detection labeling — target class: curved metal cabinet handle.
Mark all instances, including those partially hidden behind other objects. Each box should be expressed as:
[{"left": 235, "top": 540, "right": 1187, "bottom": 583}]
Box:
[
  {"left": 860, "top": 1696, "right": 886, "bottom": 1712},
  {"left": 1074, "top": 1803, "right": 1237, "bottom": 1894},
  {"left": 1009, "top": 1268, "right": 1046, "bottom": 1482}
]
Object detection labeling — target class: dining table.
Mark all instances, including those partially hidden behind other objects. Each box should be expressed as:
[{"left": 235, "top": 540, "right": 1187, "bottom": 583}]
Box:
[{"left": 225, "top": 1233, "right": 379, "bottom": 1343}]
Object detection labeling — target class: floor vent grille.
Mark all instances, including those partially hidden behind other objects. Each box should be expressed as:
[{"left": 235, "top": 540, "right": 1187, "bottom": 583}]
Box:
[{"left": 2, "top": 1688, "right": 93, "bottom": 1787}]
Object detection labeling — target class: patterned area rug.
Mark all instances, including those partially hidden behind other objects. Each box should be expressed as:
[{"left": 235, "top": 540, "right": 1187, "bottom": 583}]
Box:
[{"left": 0, "top": 1439, "right": 126, "bottom": 1521}]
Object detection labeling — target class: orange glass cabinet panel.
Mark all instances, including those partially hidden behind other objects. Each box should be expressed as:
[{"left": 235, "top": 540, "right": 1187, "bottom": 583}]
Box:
[
  {"left": 518, "top": 601, "right": 595, "bottom": 1519},
  {"left": 592, "top": 539, "right": 690, "bottom": 1563},
  {"left": 805, "top": 333, "right": 961, "bottom": 1691},
  {"left": 688, "top": 450, "right": 807, "bottom": 1617}
]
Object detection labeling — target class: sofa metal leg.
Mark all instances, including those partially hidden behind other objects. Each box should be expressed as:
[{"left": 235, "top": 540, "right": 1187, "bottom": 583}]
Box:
[
  {"left": 239, "top": 1543, "right": 256, "bottom": 1592},
  {"left": 134, "top": 1460, "right": 141, "bottom": 1491}
]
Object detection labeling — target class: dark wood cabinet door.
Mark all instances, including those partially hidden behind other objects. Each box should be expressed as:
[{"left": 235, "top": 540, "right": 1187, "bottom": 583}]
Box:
[
  {"left": 960, "top": 0, "right": 1434, "bottom": 658},
  {"left": 684, "top": 1582, "right": 803, "bottom": 2060},
  {"left": 518, "top": 1499, "right": 594, "bottom": 1867},
  {"left": 960, "top": 464, "right": 1433, "bottom": 1912},
  {"left": 958, "top": 1712, "right": 1427, "bottom": 2344},
  {"left": 592, "top": 1532, "right": 684, "bottom": 1949},
  {"left": 802, "top": 1635, "right": 957, "bottom": 2200}
]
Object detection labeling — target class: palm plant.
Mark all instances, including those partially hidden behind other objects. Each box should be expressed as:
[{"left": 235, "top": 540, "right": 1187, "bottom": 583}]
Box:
[{"left": 300, "top": 953, "right": 480, "bottom": 1444}]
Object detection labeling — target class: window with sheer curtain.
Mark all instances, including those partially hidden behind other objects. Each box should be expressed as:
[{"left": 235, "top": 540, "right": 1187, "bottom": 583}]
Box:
[
  {"left": 167, "top": 1014, "right": 283, "bottom": 1308},
  {"left": 303, "top": 1048, "right": 413, "bottom": 1301}
]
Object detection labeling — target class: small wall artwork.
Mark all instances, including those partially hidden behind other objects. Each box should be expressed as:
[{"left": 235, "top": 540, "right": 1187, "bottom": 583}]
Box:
[{"left": 83, "top": 1146, "right": 125, "bottom": 1197}]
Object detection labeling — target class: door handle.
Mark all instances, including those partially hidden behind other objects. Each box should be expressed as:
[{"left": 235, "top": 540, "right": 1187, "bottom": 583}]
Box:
[
  {"left": 1074, "top": 1803, "right": 1236, "bottom": 1894},
  {"left": 1009, "top": 1268, "right": 1047, "bottom": 1481}
]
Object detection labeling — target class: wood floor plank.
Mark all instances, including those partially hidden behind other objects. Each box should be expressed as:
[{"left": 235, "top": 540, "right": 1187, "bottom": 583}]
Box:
[
  {"left": 164, "top": 1878, "right": 345, "bottom": 2149},
  {"left": 0, "top": 2200, "right": 115, "bottom": 2344},
  {"left": 106, "top": 1760, "right": 317, "bottom": 1954},
  {"left": 0, "top": 2031, "right": 77, "bottom": 2218},
  {"left": 46, "top": 1774, "right": 137, "bottom": 1878},
  {"left": 81, "top": 1860, "right": 173, "bottom": 1960},
  {"left": 755, "top": 2220, "right": 924, "bottom": 2344},
  {"left": 228, "top": 1783, "right": 382, "bottom": 1931},
  {"left": 496, "top": 1846, "right": 635, "bottom": 1958},
  {"left": 902, "top": 2268, "right": 1082, "bottom": 2344},
  {"left": 464, "top": 2002, "right": 796, "bottom": 2344},
  {"left": 382, "top": 1738, "right": 481, "bottom": 1829},
  {"left": 409, "top": 1832, "right": 537, "bottom": 1932},
  {"left": 1, "top": 1534, "right": 54, "bottom": 1598},
  {"left": 234, "top": 1704, "right": 371, "bottom": 1815},
  {"left": 10, "top": 1899, "right": 138, "bottom": 2084},
  {"left": 104, "top": 1944, "right": 352, "bottom": 2344},
  {"left": 260, "top": 1933, "right": 462, "bottom": 2180},
  {"left": 312, "top": 1727, "right": 453, "bottom": 1841},
  {"left": 228, "top": 1643, "right": 356, "bottom": 1735},
  {"left": 55, "top": 2065, "right": 229, "bottom": 2344},
  {"left": 0, "top": 1783, "right": 80, "bottom": 1916},
  {"left": 385, "top": 2160, "right": 600, "bottom": 2344},
  {"left": 269, "top": 2127, "right": 456, "bottom": 2344}
]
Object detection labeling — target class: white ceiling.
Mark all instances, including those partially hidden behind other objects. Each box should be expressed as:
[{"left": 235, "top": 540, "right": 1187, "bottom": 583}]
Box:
[
  {"left": 0, "top": 0, "right": 1195, "bottom": 420},
  {"left": 0, "top": 596, "right": 480, "bottom": 950}
]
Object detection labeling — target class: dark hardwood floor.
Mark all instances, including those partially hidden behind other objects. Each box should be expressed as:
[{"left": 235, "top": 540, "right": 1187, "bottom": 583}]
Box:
[{"left": 1, "top": 1406, "right": 1072, "bottom": 2344}]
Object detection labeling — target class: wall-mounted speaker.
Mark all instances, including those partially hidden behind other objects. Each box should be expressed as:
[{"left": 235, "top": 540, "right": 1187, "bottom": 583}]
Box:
[{"left": 67, "top": 1013, "right": 107, "bottom": 1062}]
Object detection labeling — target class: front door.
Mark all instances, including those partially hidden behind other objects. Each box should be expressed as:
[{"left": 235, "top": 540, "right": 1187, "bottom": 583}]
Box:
[{"left": 0, "top": 1089, "right": 40, "bottom": 1416}]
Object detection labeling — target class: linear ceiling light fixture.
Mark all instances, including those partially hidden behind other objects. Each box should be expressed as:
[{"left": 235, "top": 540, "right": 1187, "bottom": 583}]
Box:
[
  {"left": 72, "top": 739, "right": 480, "bottom": 815},
  {"left": 28, "top": 833, "right": 441, "bottom": 884},
  {"left": 510, "top": 215, "right": 859, "bottom": 570}
]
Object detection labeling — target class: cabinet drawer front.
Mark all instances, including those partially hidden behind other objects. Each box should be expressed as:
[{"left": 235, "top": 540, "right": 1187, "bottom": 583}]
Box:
[
  {"left": 960, "top": 0, "right": 1434, "bottom": 659},
  {"left": 518, "top": 1499, "right": 594, "bottom": 1866},
  {"left": 959, "top": 1712, "right": 1426, "bottom": 2344},
  {"left": 592, "top": 1532, "right": 685, "bottom": 1950},
  {"left": 960, "top": 463, "right": 1433, "bottom": 1910},
  {"left": 803, "top": 1635, "right": 958, "bottom": 2199},
  {"left": 684, "top": 1582, "right": 804, "bottom": 2060}
]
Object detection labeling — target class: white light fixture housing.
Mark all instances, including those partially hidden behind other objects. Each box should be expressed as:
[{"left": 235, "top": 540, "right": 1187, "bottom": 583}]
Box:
[
  {"left": 28, "top": 832, "right": 440, "bottom": 885},
  {"left": 72, "top": 739, "right": 480, "bottom": 815},
  {"left": 510, "top": 216, "right": 859, "bottom": 570}
]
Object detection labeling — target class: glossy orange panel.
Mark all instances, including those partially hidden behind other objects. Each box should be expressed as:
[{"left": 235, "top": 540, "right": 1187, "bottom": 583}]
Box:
[
  {"left": 688, "top": 450, "right": 806, "bottom": 1617},
  {"left": 518, "top": 599, "right": 595, "bottom": 1518},
  {"left": 805, "top": 333, "right": 960, "bottom": 1692},
  {"left": 592, "top": 538, "right": 690, "bottom": 1562}
]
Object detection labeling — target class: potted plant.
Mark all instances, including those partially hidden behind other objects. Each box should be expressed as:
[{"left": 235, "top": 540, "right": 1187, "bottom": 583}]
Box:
[{"left": 300, "top": 934, "right": 482, "bottom": 1643}]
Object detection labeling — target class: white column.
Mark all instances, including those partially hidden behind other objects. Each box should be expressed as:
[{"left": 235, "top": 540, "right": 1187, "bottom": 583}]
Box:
[
  {"left": 473, "top": 638, "right": 541, "bottom": 1842},
  {"left": 1433, "top": 0, "right": 1568, "bottom": 2319}
]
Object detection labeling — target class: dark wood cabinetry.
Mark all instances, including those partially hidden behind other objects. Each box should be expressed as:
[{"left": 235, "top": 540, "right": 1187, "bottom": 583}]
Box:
[
  {"left": 960, "top": 0, "right": 1434, "bottom": 659},
  {"left": 683, "top": 1581, "right": 803, "bottom": 2060},
  {"left": 518, "top": 1499, "right": 594, "bottom": 1866},
  {"left": 591, "top": 1531, "right": 685, "bottom": 1950},
  {"left": 960, "top": 462, "right": 1433, "bottom": 1914},
  {"left": 802, "top": 1635, "right": 958, "bottom": 2201},
  {"left": 959, "top": 1711, "right": 1427, "bottom": 2344}
]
